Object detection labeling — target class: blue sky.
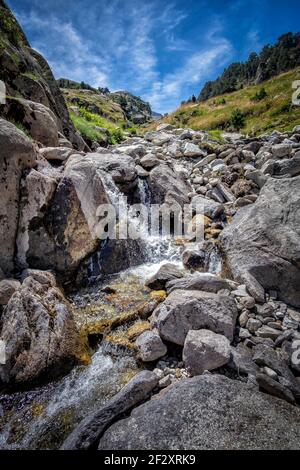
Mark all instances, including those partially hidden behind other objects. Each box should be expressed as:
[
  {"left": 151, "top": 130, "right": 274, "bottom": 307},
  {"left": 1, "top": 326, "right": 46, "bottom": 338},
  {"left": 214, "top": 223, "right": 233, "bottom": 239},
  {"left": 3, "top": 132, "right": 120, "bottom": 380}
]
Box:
[{"left": 7, "top": 0, "right": 300, "bottom": 113}]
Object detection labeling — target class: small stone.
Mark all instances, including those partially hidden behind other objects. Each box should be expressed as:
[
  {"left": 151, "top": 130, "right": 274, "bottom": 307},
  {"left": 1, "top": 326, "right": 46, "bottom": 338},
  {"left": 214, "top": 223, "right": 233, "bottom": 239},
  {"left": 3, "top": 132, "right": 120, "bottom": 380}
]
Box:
[
  {"left": 263, "top": 366, "right": 278, "bottom": 381},
  {"left": 158, "top": 374, "right": 172, "bottom": 388},
  {"left": 239, "top": 328, "right": 252, "bottom": 339},
  {"left": 239, "top": 311, "right": 249, "bottom": 328},
  {"left": 246, "top": 318, "right": 262, "bottom": 334},
  {"left": 240, "top": 296, "right": 256, "bottom": 310},
  {"left": 256, "top": 326, "right": 281, "bottom": 341}
]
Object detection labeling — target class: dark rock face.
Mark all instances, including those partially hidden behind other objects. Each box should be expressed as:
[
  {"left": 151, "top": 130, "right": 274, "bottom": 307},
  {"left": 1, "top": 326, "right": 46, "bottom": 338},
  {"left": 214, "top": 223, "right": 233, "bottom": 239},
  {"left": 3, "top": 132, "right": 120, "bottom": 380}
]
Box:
[
  {"left": 146, "top": 263, "right": 183, "bottom": 290},
  {"left": 0, "top": 1, "right": 86, "bottom": 149},
  {"left": 221, "top": 177, "right": 300, "bottom": 308},
  {"left": 98, "top": 374, "right": 300, "bottom": 450},
  {"left": 0, "top": 276, "right": 81, "bottom": 386},
  {"left": 0, "top": 119, "right": 37, "bottom": 275}
]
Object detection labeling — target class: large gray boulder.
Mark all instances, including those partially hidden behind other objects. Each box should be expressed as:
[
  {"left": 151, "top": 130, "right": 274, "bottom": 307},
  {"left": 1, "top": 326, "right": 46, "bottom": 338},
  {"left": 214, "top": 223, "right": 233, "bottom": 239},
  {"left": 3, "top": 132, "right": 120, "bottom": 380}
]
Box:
[
  {"left": 62, "top": 371, "right": 158, "bottom": 450},
  {"left": 20, "top": 155, "right": 112, "bottom": 278},
  {"left": 151, "top": 290, "right": 238, "bottom": 344},
  {"left": 183, "top": 329, "right": 231, "bottom": 375},
  {"left": 166, "top": 273, "right": 236, "bottom": 294},
  {"left": 0, "top": 119, "right": 37, "bottom": 275},
  {"left": 0, "top": 276, "right": 81, "bottom": 386},
  {"left": 191, "top": 195, "right": 224, "bottom": 218},
  {"left": 221, "top": 177, "right": 300, "bottom": 308},
  {"left": 148, "top": 164, "right": 192, "bottom": 206},
  {"left": 98, "top": 374, "right": 300, "bottom": 449}
]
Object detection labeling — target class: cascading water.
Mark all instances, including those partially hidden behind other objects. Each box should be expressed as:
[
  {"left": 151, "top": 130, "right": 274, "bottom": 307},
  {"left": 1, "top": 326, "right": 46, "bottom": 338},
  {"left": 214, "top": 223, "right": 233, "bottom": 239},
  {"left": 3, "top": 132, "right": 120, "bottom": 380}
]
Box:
[{"left": 0, "top": 167, "right": 221, "bottom": 450}]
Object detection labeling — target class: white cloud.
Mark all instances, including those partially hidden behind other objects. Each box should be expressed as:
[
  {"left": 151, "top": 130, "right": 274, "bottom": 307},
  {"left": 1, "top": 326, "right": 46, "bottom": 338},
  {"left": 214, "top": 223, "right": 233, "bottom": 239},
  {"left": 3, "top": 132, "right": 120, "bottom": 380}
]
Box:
[
  {"left": 15, "top": 1, "right": 233, "bottom": 113},
  {"left": 145, "top": 33, "right": 233, "bottom": 112}
]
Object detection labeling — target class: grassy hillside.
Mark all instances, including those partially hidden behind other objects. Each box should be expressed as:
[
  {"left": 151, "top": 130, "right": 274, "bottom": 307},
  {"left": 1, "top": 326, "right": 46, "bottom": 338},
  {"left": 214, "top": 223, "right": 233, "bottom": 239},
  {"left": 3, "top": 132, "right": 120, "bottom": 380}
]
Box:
[
  {"left": 62, "top": 88, "right": 133, "bottom": 146},
  {"left": 156, "top": 68, "right": 300, "bottom": 137}
]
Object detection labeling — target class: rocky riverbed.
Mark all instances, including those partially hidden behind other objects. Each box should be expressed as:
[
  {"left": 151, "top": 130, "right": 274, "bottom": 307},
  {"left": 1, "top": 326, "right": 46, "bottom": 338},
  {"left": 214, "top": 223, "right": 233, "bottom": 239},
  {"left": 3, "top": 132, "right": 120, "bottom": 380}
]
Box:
[{"left": 1, "top": 117, "right": 300, "bottom": 449}]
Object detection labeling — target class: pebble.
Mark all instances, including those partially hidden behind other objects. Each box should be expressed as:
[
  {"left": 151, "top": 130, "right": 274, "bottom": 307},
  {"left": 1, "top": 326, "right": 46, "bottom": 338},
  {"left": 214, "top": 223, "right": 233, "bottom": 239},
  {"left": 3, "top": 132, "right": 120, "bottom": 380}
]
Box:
[
  {"left": 158, "top": 375, "right": 172, "bottom": 388},
  {"left": 263, "top": 366, "right": 278, "bottom": 381}
]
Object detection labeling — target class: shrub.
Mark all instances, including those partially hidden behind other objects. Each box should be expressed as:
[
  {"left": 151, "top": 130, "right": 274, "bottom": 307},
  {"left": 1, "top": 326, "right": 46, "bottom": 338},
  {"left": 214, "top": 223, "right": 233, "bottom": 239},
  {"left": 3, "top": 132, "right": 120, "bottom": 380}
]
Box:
[
  {"left": 230, "top": 108, "right": 246, "bottom": 130},
  {"left": 251, "top": 87, "right": 268, "bottom": 102}
]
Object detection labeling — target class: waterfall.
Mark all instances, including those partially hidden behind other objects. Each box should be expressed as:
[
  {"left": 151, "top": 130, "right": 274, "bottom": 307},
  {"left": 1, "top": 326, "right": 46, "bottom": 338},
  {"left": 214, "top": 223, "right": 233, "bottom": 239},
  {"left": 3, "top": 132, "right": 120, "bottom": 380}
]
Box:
[{"left": 87, "top": 173, "right": 181, "bottom": 279}]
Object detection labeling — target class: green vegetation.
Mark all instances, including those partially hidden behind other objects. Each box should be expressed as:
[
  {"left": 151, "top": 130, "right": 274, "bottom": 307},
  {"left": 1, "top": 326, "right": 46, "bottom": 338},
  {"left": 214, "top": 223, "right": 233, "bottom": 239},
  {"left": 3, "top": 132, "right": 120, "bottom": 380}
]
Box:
[
  {"left": 6, "top": 118, "right": 32, "bottom": 140},
  {"left": 251, "top": 87, "right": 268, "bottom": 102},
  {"left": 199, "top": 33, "right": 300, "bottom": 101},
  {"left": 157, "top": 67, "right": 300, "bottom": 136},
  {"left": 230, "top": 108, "right": 245, "bottom": 130},
  {"left": 70, "top": 108, "right": 125, "bottom": 145},
  {"left": 0, "top": 3, "right": 28, "bottom": 47},
  {"left": 208, "top": 130, "right": 226, "bottom": 144}
]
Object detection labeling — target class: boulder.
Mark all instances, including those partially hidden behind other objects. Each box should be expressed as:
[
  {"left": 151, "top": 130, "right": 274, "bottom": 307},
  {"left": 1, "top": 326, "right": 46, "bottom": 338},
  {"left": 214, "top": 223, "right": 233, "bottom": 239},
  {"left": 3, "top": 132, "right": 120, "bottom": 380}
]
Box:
[
  {"left": 151, "top": 290, "right": 238, "bottom": 345},
  {"left": 148, "top": 164, "right": 191, "bottom": 206},
  {"left": 16, "top": 169, "right": 57, "bottom": 269},
  {"left": 135, "top": 330, "right": 167, "bottom": 362},
  {"left": 113, "top": 144, "right": 146, "bottom": 159},
  {"left": 166, "top": 273, "right": 236, "bottom": 294},
  {"left": 79, "top": 152, "right": 137, "bottom": 188},
  {"left": 0, "top": 119, "right": 37, "bottom": 275},
  {"left": 5, "top": 98, "right": 59, "bottom": 147},
  {"left": 182, "top": 249, "right": 206, "bottom": 271},
  {"left": 0, "top": 276, "right": 81, "bottom": 385},
  {"left": 144, "top": 131, "right": 171, "bottom": 146},
  {"left": 0, "top": 279, "right": 21, "bottom": 306},
  {"left": 145, "top": 263, "right": 183, "bottom": 290},
  {"left": 220, "top": 177, "right": 300, "bottom": 308},
  {"left": 140, "top": 154, "right": 161, "bottom": 170},
  {"left": 191, "top": 195, "right": 224, "bottom": 218},
  {"left": 39, "top": 147, "right": 74, "bottom": 161},
  {"left": 62, "top": 371, "right": 158, "bottom": 450},
  {"left": 183, "top": 142, "right": 206, "bottom": 157},
  {"left": 183, "top": 329, "right": 231, "bottom": 376},
  {"left": 271, "top": 144, "right": 292, "bottom": 159},
  {"left": 98, "top": 374, "right": 300, "bottom": 450}
]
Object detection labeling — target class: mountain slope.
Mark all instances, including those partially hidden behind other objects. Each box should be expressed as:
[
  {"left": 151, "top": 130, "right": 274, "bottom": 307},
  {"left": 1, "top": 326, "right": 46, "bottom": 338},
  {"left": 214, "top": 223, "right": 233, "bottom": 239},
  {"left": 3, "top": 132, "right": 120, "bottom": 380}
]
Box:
[
  {"left": 0, "top": 0, "right": 85, "bottom": 149},
  {"left": 58, "top": 80, "right": 154, "bottom": 146},
  {"left": 159, "top": 68, "right": 300, "bottom": 136},
  {"left": 199, "top": 33, "right": 300, "bottom": 102}
]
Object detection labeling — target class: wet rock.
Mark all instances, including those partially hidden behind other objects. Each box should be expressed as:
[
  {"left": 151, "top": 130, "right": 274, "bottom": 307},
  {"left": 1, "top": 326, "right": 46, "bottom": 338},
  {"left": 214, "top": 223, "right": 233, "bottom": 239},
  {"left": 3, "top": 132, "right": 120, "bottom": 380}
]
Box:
[
  {"left": 61, "top": 370, "right": 158, "bottom": 450},
  {"left": 166, "top": 273, "right": 236, "bottom": 294},
  {"left": 98, "top": 374, "right": 300, "bottom": 450},
  {"left": 0, "top": 279, "right": 21, "bottom": 306},
  {"left": 221, "top": 177, "right": 300, "bottom": 308},
  {"left": 135, "top": 330, "right": 167, "bottom": 362},
  {"left": 182, "top": 249, "right": 205, "bottom": 271},
  {"left": 151, "top": 290, "right": 238, "bottom": 345},
  {"left": 183, "top": 329, "right": 231, "bottom": 376},
  {"left": 0, "top": 276, "right": 81, "bottom": 386},
  {"left": 146, "top": 263, "right": 183, "bottom": 290}
]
